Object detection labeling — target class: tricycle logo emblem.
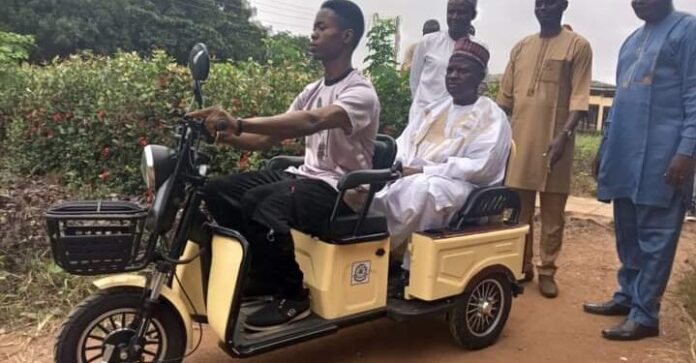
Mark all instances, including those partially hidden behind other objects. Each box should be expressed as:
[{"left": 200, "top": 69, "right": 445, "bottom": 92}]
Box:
[{"left": 351, "top": 261, "right": 370, "bottom": 285}]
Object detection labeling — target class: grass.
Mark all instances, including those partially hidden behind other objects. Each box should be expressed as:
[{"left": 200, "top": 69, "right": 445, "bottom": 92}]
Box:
[
  {"left": 572, "top": 132, "right": 601, "bottom": 197},
  {"left": 0, "top": 250, "right": 93, "bottom": 332},
  {"left": 0, "top": 166, "right": 94, "bottom": 332}
]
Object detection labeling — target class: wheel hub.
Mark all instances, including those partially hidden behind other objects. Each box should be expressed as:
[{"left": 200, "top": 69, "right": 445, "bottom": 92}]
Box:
[
  {"left": 479, "top": 300, "right": 493, "bottom": 317},
  {"left": 103, "top": 329, "right": 137, "bottom": 363}
]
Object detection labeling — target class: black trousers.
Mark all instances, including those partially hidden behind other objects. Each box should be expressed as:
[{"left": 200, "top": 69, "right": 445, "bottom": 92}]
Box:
[{"left": 203, "top": 170, "right": 342, "bottom": 298}]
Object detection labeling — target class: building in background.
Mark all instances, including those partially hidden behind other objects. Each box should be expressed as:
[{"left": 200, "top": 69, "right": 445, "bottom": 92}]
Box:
[{"left": 585, "top": 81, "right": 615, "bottom": 132}]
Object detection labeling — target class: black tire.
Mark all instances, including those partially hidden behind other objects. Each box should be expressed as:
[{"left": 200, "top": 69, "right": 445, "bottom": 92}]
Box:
[
  {"left": 448, "top": 272, "right": 512, "bottom": 350},
  {"left": 54, "top": 287, "right": 187, "bottom": 363}
]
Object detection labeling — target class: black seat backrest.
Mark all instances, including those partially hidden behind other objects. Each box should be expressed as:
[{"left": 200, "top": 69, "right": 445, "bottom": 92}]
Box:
[
  {"left": 448, "top": 186, "right": 521, "bottom": 230},
  {"left": 267, "top": 134, "right": 397, "bottom": 172},
  {"left": 373, "top": 134, "right": 397, "bottom": 170}
]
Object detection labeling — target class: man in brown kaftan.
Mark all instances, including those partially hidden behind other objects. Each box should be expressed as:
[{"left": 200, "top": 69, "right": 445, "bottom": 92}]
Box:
[{"left": 497, "top": 0, "right": 592, "bottom": 298}]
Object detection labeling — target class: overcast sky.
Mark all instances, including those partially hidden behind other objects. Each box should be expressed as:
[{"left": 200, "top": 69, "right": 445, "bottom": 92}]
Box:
[{"left": 249, "top": 0, "right": 696, "bottom": 84}]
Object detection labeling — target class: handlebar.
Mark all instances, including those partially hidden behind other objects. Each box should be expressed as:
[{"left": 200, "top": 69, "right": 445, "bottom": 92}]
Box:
[
  {"left": 181, "top": 116, "right": 215, "bottom": 144},
  {"left": 215, "top": 119, "right": 229, "bottom": 132}
]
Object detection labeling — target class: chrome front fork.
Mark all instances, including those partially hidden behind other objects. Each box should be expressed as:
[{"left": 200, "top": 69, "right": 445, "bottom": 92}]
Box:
[
  {"left": 127, "top": 264, "right": 172, "bottom": 361},
  {"left": 135, "top": 268, "right": 168, "bottom": 337}
]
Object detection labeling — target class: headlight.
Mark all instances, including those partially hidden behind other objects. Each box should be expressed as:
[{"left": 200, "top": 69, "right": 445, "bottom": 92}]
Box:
[{"left": 141, "top": 145, "right": 176, "bottom": 191}]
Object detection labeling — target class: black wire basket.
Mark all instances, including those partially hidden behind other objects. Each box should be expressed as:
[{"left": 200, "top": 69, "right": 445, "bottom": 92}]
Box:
[{"left": 45, "top": 200, "right": 153, "bottom": 275}]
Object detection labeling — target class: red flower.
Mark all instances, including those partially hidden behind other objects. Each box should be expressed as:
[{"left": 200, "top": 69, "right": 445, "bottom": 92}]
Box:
[
  {"left": 101, "top": 147, "right": 110, "bottom": 158},
  {"left": 46, "top": 129, "right": 54, "bottom": 139},
  {"left": 138, "top": 136, "right": 149, "bottom": 148},
  {"left": 238, "top": 152, "right": 250, "bottom": 169},
  {"left": 99, "top": 170, "right": 111, "bottom": 181},
  {"left": 51, "top": 112, "right": 62, "bottom": 122}
]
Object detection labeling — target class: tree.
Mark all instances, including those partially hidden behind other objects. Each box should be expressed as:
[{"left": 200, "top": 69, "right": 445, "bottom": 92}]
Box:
[
  {"left": 0, "top": 0, "right": 268, "bottom": 63},
  {"left": 263, "top": 32, "right": 320, "bottom": 74},
  {"left": 0, "top": 31, "right": 35, "bottom": 144},
  {"left": 363, "top": 18, "right": 398, "bottom": 75},
  {"left": 0, "top": 31, "right": 34, "bottom": 65},
  {"left": 363, "top": 18, "right": 410, "bottom": 135}
]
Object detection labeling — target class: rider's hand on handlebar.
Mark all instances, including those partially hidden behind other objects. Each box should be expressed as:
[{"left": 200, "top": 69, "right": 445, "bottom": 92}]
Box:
[{"left": 186, "top": 106, "right": 239, "bottom": 142}]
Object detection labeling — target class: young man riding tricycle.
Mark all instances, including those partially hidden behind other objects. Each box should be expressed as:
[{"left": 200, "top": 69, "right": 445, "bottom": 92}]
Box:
[{"left": 47, "top": 1, "right": 527, "bottom": 362}]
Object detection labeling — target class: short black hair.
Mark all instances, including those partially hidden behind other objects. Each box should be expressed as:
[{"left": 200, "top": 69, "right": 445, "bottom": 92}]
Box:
[
  {"left": 423, "top": 19, "right": 440, "bottom": 35},
  {"left": 321, "top": 0, "right": 365, "bottom": 50}
]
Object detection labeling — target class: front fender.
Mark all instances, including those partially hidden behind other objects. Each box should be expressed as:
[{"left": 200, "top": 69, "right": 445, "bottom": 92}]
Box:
[{"left": 93, "top": 274, "right": 194, "bottom": 349}]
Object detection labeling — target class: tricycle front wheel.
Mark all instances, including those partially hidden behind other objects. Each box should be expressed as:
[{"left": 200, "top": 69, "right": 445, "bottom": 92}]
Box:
[
  {"left": 448, "top": 273, "right": 512, "bottom": 350},
  {"left": 54, "top": 287, "right": 186, "bottom": 363}
]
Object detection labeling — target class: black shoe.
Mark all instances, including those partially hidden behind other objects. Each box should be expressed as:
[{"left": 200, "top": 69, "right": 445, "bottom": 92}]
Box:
[
  {"left": 583, "top": 300, "right": 631, "bottom": 316},
  {"left": 244, "top": 292, "right": 311, "bottom": 331},
  {"left": 602, "top": 319, "right": 659, "bottom": 341},
  {"left": 520, "top": 270, "right": 534, "bottom": 283}
]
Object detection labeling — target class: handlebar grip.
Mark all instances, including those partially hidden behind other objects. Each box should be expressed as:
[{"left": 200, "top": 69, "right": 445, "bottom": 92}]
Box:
[
  {"left": 215, "top": 119, "right": 229, "bottom": 132},
  {"left": 184, "top": 116, "right": 215, "bottom": 144}
]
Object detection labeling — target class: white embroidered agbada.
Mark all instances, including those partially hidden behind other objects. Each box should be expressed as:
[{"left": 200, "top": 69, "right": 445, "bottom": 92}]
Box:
[{"left": 374, "top": 95, "right": 511, "bottom": 255}]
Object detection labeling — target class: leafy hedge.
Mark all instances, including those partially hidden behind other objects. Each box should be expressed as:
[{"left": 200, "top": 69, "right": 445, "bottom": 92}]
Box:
[{"left": 1, "top": 51, "right": 319, "bottom": 195}]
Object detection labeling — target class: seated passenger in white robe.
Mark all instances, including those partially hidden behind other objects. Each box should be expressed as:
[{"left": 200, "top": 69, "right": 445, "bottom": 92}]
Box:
[{"left": 374, "top": 38, "right": 511, "bottom": 270}]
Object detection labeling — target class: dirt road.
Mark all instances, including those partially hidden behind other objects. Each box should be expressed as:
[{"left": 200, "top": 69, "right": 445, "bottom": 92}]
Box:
[
  {"left": 3, "top": 214, "right": 695, "bottom": 363},
  {"left": 187, "top": 216, "right": 695, "bottom": 363}
]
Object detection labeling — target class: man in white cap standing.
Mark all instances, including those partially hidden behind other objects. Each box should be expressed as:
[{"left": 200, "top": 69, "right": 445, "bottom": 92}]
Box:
[{"left": 409, "top": 0, "right": 479, "bottom": 119}]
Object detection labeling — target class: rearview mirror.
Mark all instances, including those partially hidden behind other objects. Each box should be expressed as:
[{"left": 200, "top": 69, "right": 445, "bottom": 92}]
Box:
[{"left": 188, "top": 43, "right": 210, "bottom": 82}]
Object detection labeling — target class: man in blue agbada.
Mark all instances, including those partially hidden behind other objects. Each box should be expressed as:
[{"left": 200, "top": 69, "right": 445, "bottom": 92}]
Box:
[{"left": 583, "top": 0, "right": 696, "bottom": 341}]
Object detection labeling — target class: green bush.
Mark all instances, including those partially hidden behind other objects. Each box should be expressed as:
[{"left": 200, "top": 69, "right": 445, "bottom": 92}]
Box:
[
  {"left": 0, "top": 31, "right": 35, "bottom": 143},
  {"left": 1, "top": 22, "right": 420, "bottom": 198},
  {"left": 2, "top": 51, "right": 318, "bottom": 195},
  {"left": 572, "top": 133, "right": 601, "bottom": 197}
]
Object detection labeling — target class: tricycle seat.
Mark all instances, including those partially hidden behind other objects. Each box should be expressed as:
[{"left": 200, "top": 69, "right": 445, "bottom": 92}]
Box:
[
  {"left": 324, "top": 210, "right": 389, "bottom": 244},
  {"left": 267, "top": 134, "right": 398, "bottom": 244}
]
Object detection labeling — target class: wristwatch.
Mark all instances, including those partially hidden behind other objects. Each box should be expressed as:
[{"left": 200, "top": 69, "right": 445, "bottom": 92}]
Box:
[{"left": 235, "top": 118, "right": 244, "bottom": 136}]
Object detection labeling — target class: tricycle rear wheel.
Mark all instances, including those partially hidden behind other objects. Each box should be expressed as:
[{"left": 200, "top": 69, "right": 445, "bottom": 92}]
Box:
[{"left": 448, "top": 273, "right": 512, "bottom": 350}]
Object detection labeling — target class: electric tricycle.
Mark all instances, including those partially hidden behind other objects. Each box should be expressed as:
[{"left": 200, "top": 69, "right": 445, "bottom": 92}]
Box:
[{"left": 46, "top": 44, "right": 528, "bottom": 363}]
